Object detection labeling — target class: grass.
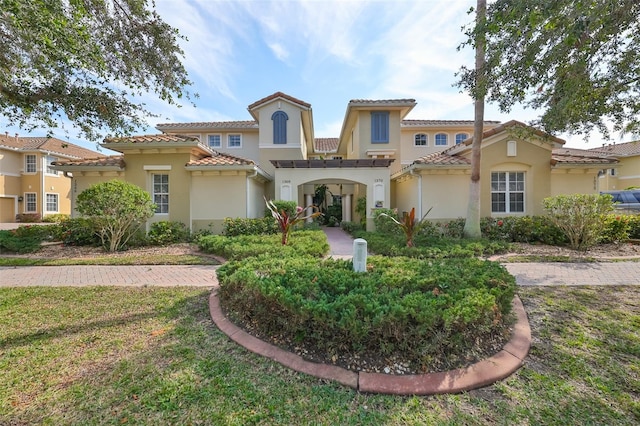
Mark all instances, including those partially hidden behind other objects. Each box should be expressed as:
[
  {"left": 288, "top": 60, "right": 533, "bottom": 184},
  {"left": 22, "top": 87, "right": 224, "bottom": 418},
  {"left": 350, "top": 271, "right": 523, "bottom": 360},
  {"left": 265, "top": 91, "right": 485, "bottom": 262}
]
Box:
[{"left": 1, "top": 285, "right": 638, "bottom": 425}]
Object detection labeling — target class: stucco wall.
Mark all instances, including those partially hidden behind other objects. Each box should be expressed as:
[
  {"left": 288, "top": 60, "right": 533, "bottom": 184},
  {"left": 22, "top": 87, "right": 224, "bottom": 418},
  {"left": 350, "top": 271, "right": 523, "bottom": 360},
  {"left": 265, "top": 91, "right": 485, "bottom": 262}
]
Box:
[
  {"left": 421, "top": 172, "right": 470, "bottom": 220},
  {"left": 618, "top": 156, "right": 640, "bottom": 189},
  {"left": 551, "top": 171, "right": 598, "bottom": 197}
]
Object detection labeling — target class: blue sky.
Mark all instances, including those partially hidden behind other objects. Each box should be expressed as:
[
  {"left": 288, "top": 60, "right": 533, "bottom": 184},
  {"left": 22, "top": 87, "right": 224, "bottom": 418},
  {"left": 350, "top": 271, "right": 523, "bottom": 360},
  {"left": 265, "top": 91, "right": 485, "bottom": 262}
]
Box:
[{"left": 3, "top": 0, "right": 618, "bottom": 152}]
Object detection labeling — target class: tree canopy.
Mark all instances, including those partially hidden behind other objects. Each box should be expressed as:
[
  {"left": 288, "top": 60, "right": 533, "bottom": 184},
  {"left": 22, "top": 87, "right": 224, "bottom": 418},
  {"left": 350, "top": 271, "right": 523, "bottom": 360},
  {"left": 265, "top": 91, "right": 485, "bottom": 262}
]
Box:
[
  {"left": 459, "top": 0, "right": 640, "bottom": 139},
  {"left": 0, "top": 0, "right": 193, "bottom": 141}
]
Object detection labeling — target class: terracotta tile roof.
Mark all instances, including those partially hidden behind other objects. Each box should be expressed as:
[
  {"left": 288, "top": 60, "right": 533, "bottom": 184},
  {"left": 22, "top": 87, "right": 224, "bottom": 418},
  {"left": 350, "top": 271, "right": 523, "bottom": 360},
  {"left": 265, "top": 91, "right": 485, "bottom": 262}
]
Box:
[
  {"left": 103, "top": 134, "right": 201, "bottom": 144},
  {"left": 551, "top": 148, "right": 617, "bottom": 165},
  {"left": 187, "top": 151, "right": 255, "bottom": 167},
  {"left": 402, "top": 119, "right": 501, "bottom": 126},
  {"left": 156, "top": 121, "right": 258, "bottom": 130},
  {"left": 52, "top": 155, "right": 125, "bottom": 168},
  {"left": 314, "top": 138, "right": 339, "bottom": 152},
  {"left": 588, "top": 140, "right": 640, "bottom": 156},
  {"left": 0, "top": 133, "right": 103, "bottom": 159},
  {"left": 413, "top": 151, "right": 471, "bottom": 166},
  {"left": 454, "top": 120, "right": 566, "bottom": 147},
  {"left": 247, "top": 92, "right": 311, "bottom": 110},
  {"left": 348, "top": 99, "right": 416, "bottom": 106}
]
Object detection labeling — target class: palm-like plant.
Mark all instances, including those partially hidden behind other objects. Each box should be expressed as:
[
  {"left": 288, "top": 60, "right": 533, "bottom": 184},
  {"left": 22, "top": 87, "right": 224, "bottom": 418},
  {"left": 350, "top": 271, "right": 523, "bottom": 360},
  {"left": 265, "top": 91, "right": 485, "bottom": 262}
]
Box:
[
  {"left": 265, "top": 197, "right": 322, "bottom": 245},
  {"left": 379, "top": 207, "right": 432, "bottom": 247}
]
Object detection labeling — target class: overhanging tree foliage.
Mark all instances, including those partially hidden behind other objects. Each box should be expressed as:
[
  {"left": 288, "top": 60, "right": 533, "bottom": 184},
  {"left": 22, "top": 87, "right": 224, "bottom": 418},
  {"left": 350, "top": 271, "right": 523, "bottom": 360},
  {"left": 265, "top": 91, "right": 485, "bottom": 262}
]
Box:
[
  {"left": 459, "top": 0, "right": 640, "bottom": 138},
  {"left": 76, "top": 180, "right": 155, "bottom": 252},
  {"left": 0, "top": 0, "right": 193, "bottom": 141}
]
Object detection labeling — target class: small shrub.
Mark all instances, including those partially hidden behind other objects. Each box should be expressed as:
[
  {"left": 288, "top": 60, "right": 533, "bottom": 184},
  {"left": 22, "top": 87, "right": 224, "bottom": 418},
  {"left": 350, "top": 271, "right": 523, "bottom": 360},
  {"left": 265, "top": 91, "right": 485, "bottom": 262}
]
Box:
[
  {"left": 373, "top": 209, "right": 401, "bottom": 235},
  {"left": 601, "top": 214, "right": 631, "bottom": 243},
  {"left": 16, "top": 213, "right": 41, "bottom": 223},
  {"left": 628, "top": 215, "right": 640, "bottom": 239},
  {"left": 0, "top": 229, "right": 42, "bottom": 253},
  {"left": 543, "top": 194, "right": 614, "bottom": 250},
  {"left": 223, "top": 217, "right": 278, "bottom": 236},
  {"left": 59, "top": 218, "right": 101, "bottom": 246},
  {"left": 341, "top": 221, "right": 363, "bottom": 235},
  {"left": 148, "top": 221, "right": 190, "bottom": 245},
  {"left": 42, "top": 214, "right": 70, "bottom": 223}
]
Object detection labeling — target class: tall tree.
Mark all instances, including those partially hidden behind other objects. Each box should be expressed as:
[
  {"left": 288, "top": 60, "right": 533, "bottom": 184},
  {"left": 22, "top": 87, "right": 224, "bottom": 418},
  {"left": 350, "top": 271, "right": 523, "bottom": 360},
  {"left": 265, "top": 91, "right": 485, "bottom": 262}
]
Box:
[
  {"left": 0, "top": 0, "right": 193, "bottom": 141},
  {"left": 462, "top": 0, "right": 487, "bottom": 239},
  {"left": 459, "top": 0, "right": 640, "bottom": 139}
]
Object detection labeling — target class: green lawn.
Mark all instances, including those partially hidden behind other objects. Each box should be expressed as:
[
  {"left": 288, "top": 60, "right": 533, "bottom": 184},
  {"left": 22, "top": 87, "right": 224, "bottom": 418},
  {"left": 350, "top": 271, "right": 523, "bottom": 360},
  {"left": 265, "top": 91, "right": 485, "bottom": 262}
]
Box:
[{"left": 1, "top": 286, "right": 638, "bottom": 425}]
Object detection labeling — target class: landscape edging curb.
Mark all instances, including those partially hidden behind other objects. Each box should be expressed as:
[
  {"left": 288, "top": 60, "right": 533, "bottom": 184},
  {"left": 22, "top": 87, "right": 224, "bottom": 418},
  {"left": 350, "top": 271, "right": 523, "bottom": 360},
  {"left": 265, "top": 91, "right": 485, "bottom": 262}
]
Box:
[{"left": 208, "top": 292, "right": 531, "bottom": 395}]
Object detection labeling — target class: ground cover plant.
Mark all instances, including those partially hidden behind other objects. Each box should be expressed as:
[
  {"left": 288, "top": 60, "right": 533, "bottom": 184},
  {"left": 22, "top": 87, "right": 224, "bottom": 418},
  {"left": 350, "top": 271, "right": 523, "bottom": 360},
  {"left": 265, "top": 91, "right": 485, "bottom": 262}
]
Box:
[
  {"left": 1, "top": 286, "right": 638, "bottom": 425},
  {"left": 217, "top": 255, "right": 516, "bottom": 373}
]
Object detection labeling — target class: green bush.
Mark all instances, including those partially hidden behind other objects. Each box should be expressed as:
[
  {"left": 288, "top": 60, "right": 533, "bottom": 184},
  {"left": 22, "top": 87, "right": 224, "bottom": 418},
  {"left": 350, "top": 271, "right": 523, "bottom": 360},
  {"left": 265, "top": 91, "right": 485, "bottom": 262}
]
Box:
[
  {"left": 223, "top": 217, "right": 278, "bottom": 236},
  {"left": 42, "top": 214, "right": 70, "bottom": 223},
  {"left": 217, "top": 255, "right": 515, "bottom": 369},
  {"left": 0, "top": 229, "right": 41, "bottom": 253},
  {"left": 59, "top": 218, "right": 101, "bottom": 246},
  {"left": 628, "top": 214, "right": 640, "bottom": 239},
  {"left": 340, "top": 221, "right": 364, "bottom": 235},
  {"left": 372, "top": 208, "right": 401, "bottom": 235},
  {"left": 479, "top": 216, "right": 567, "bottom": 245},
  {"left": 198, "top": 230, "right": 329, "bottom": 260},
  {"left": 148, "top": 221, "right": 190, "bottom": 245},
  {"left": 543, "top": 194, "right": 615, "bottom": 250},
  {"left": 601, "top": 214, "right": 631, "bottom": 243}
]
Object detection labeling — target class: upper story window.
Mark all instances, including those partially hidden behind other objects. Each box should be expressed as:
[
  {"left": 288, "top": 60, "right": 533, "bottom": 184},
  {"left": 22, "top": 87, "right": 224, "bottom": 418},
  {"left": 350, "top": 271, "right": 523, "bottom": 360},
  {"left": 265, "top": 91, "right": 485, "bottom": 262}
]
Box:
[
  {"left": 153, "top": 174, "right": 169, "bottom": 214},
  {"left": 371, "top": 111, "right": 389, "bottom": 143},
  {"left": 435, "top": 133, "right": 448, "bottom": 146},
  {"left": 228, "top": 134, "right": 242, "bottom": 148},
  {"left": 491, "top": 172, "right": 525, "bottom": 213},
  {"left": 46, "top": 155, "right": 58, "bottom": 175},
  {"left": 414, "top": 133, "right": 427, "bottom": 146},
  {"left": 455, "top": 133, "right": 469, "bottom": 145},
  {"left": 207, "top": 134, "right": 221, "bottom": 148},
  {"left": 25, "top": 154, "right": 36, "bottom": 173},
  {"left": 25, "top": 193, "right": 37, "bottom": 213},
  {"left": 272, "top": 111, "right": 288, "bottom": 144}
]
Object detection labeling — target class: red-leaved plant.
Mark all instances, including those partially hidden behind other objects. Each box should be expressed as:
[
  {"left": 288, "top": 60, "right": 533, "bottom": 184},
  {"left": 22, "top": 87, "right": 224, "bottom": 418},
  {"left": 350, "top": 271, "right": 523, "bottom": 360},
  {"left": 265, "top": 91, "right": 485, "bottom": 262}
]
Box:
[
  {"left": 265, "top": 197, "right": 322, "bottom": 245},
  {"left": 379, "top": 206, "right": 433, "bottom": 247}
]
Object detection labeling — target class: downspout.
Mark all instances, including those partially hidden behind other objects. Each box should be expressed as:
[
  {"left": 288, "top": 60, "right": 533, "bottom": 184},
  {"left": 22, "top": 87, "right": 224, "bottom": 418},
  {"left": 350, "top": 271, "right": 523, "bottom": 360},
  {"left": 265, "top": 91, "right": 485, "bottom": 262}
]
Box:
[
  {"left": 41, "top": 154, "right": 46, "bottom": 218},
  {"left": 410, "top": 168, "right": 422, "bottom": 218},
  {"left": 246, "top": 168, "right": 258, "bottom": 218}
]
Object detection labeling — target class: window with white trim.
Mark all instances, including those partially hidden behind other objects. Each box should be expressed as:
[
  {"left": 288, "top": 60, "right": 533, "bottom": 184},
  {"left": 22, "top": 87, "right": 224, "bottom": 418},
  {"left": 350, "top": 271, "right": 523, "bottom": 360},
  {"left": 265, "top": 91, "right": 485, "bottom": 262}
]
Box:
[
  {"left": 435, "top": 133, "right": 448, "bottom": 146},
  {"left": 25, "top": 193, "right": 37, "bottom": 213},
  {"left": 207, "top": 134, "right": 221, "bottom": 148},
  {"left": 491, "top": 172, "right": 525, "bottom": 213},
  {"left": 455, "top": 133, "right": 469, "bottom": 144},
  {"left": 46, "top": 155, "right": 58, "bottom": 175},
  {"left": 228, "top": 134, "right": 241, "bottom": 148},
  {"left": 153, "top": 174, "right": 169, "bottom": 214},
  {"left": 25, "top": 155, "right": 36, "bottom": 173},
  {"left": 46, "top": 193, "right": 59, "bottom": 212},
  {"left": 414, "top": 133, "right": 427, "bottom": 146}
]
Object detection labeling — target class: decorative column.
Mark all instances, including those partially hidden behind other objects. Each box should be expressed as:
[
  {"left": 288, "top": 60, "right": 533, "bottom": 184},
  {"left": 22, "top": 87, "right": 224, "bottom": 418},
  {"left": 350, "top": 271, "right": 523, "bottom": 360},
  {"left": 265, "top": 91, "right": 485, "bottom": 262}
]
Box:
[
  {"left": 344, "top": 194, "right": 352, "bottom": 222},
  {"left": 306, "top": 193, "right": 313, "bottom": 222}
]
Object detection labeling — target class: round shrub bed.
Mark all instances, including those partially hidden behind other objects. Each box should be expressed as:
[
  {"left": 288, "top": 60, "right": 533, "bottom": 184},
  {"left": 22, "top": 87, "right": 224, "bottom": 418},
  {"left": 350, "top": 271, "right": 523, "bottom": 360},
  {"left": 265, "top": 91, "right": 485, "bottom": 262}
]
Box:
[{"left": 217, "top": 255, "right": 517, "bottom": 374}]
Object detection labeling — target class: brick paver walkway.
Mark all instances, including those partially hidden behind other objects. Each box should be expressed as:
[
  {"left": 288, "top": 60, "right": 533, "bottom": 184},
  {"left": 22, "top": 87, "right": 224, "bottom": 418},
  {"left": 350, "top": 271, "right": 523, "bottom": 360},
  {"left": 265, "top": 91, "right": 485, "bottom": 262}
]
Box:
[{"left": 503, "top": 261, "right": 640, "bottom": 286}]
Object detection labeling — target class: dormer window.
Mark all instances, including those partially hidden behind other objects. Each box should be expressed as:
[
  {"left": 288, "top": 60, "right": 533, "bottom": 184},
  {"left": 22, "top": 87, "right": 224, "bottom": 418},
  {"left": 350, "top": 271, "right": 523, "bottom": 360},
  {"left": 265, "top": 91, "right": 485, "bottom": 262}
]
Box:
[
  {"left": 371, "top": 111, "right": 389, "bottom": 143},
  {"left": 272, "top": 111, "right": 288, "bottom": 144}
]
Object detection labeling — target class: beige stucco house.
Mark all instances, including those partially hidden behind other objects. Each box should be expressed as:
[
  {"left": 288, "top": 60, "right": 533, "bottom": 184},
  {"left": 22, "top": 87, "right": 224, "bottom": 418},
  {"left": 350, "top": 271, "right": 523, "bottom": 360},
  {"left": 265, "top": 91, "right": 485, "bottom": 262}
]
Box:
[
  {"left": 52, "top": 92, "right": 618, "bottom": 232},
  {"left": 0, "top": 133, "right": 103, "bottom": 222},
  {"left": 588, "top": 141, "right": 640, "bottom": 190}
]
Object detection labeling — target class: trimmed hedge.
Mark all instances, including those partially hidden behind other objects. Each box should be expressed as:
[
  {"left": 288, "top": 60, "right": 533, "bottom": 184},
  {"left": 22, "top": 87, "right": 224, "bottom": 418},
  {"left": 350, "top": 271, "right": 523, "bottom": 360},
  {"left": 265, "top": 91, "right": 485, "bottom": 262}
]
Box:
[
  {"left": 217, "top": 255, "right": 516, "bottom": 369},
  {"left": 198, "top": 230, "right": 329, "bottom": 260}
]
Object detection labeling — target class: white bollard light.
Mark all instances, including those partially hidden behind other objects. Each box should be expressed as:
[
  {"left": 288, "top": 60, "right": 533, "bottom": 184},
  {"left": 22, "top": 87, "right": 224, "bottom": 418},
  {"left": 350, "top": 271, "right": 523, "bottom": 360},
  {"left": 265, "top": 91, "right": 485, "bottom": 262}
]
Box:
[{"left": 353, "top": 238, "right": 367, "bottom": 273}]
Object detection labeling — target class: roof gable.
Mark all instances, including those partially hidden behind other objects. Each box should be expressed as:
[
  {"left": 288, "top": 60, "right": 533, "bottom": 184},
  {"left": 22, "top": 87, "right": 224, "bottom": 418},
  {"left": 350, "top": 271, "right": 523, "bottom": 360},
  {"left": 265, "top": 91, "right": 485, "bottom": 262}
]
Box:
[
  {"left": 247, "top": 91, "right": 311, "bottom": 111},
  {"left": 0, "top": 134, "right": 103, "bottom": 159}
]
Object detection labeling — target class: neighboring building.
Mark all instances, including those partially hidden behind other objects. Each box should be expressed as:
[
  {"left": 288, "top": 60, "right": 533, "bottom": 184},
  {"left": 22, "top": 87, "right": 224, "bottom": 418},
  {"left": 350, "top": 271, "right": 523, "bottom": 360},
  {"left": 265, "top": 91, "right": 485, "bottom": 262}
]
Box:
[
  {"left": 588, "top": 141, "right": 640, "bottom": 190},
  {"left": 0, "top": 133, "right": 104, "bottom": 222},
  {"left": 52, "top": 92, "right": 618, "bottom": 232}
]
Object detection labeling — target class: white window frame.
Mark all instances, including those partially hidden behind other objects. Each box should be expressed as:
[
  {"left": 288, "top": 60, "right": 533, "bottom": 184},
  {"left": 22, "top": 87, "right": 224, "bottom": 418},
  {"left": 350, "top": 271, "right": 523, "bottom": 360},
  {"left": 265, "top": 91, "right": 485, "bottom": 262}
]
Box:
[
  {"left": 207, "top": 134, "right": 222, "bottom": 148},
  {"left": 435, "top": 133, "right": 448, "bottom": 146},
  {"left": 24, "top": 192, "right": 37, "bottom": 213},
  {"left": 152, "top": 174, "right": 169, "bottom": 214},
  {"left": 45, "top": 193, "right": 59, "bottom": 213},
  {"left": 491, "top": 172, "right": 525, "bottom": 213},
  {"left": 414, "top": 133, "right": 428, "bottom": 147},
  {"left": 25, "top": 154, "right": 37, "bottom": 173},
  {"left": 45, "top": 155, "right": 58, "bottom": 175},
  {"left": 227, "top": 134, "right": 242, "bottom": 148}
]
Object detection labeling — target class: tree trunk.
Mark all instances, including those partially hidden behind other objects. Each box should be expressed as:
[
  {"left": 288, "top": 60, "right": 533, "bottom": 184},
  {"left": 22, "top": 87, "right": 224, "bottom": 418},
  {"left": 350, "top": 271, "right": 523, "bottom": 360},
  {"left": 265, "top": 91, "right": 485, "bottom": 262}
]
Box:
[{"left": 463, "top": 0, "right": 487, "bottom": 239}]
